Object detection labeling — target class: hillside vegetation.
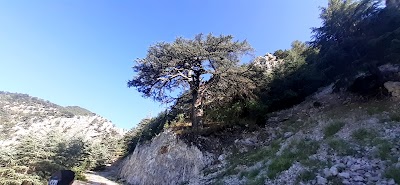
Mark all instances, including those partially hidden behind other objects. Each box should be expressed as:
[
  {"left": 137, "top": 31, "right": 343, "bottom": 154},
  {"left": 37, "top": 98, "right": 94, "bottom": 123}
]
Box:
[
  {"left": 0, "top": 92, "right": 124, "bottom": 185},
  {"left": 119, "top": 0, "right": 400, "bottom": 184},
  {"left": 124, "top": 0, "right": 400, "bottom": 156}
]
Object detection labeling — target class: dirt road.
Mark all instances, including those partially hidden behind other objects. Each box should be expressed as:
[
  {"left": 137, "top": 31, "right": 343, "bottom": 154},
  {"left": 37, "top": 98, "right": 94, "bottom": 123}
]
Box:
[{"left": 73, "top": 164, "right": 122, "bottom": 185}]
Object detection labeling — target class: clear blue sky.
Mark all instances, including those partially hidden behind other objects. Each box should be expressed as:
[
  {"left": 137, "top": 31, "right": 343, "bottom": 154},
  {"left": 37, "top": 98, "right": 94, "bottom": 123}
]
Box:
[{"left": 0, "top": 0, "right": 327, "bottom": 130}]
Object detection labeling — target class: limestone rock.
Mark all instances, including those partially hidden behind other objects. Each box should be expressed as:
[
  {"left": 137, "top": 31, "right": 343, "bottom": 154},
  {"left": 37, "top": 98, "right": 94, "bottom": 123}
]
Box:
[
  {"left": 118, "top": 130, "right": 210, "bottom": 185},
  {"left": 330, "top": 166, "right": 338, "bottom": 176},
  {"left": 316, "top": 176, "right": 327, "bottom": 185},
  {"left": 338, "top": 172, "right": 350, "bottom": 179},
  {"left": 252, "top": 53, "right": 283, "bottom": 71},
  {"left": 384, "top": 81, "right": 400, "bottom": 98}
]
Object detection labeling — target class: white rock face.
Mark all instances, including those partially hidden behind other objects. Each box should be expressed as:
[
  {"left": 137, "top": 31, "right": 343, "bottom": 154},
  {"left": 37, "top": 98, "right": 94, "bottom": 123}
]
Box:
[
  {"left": 0, "top": 91, "right": 124, "bottom": 146},
  {"left": 384, "top": 81, "right": 400, "bottom": 98},
  {"left": 118, "top": 130, "right": 210, "bottom": 185},
  {"left": 252, "top": 53, "right": 283, "bottom": 72}
]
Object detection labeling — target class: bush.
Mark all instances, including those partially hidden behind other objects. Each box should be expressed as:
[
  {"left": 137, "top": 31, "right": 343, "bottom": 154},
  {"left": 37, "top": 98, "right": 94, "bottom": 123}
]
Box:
[
  {"left": 324, "top": 121, "right": 345, "bottom": 138},
  {"left": 123, "top": 111, "right": 173, "bottom": 155}
]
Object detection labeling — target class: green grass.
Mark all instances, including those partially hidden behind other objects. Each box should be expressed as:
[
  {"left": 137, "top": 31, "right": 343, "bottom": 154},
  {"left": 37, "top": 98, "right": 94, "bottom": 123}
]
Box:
[
  {"left": 267, "top": 156, "right": 294, "bottom": 179},
  {"left": 239, "top": 171, "right": 249, "bottom": 179},
  {"left": 248, "top": 168, "right": 261, "bottom": 179},
  {"left": 323, "top": 121, "right": 345, "bottom": 138},
  {"left": 370, "top": 138, "right": 394, "bottom": 161},
  {"left": 384, "top": 166, "right": 400, "bottom": 184},
  {"left": 246, "top": 176, "right": 266, "bottom": 185},
  {"left": 239, "top": 168, "right": 262, "bottom": 180},
  {"left": 351, "top": 128, "right": 377, "bottom": 143},
  {"left": 203, "top": 167, "right": 219, "bottom": 176},
  {"left": 296, "top": 170, "right": 316, "bottom": 183},
  {"left": 267, "top": 139, "right": 319, "bottom": 179},
  {"left": 377, "top": 142, "right": 392, "bottom": 160},
  {"left": 327, "top": 176, "right": 344, "bottom": 185},
  {"left": 217, "top": 139, "right": 281, "bottom": 180},
  {"left": 389, "top": 113, "right": 400, "bottom": 122},
  {"left": 366, "top": 106, "right": 387, "bottom": 115},
  {"left": 228, "top": 139, "right": 281, "bottom": 168},
  {"left": 301, "top": 159, "right": 329, "bottom": 170},
  {"left": 327, "top": 139, "right": 357, "bottom": 156}
]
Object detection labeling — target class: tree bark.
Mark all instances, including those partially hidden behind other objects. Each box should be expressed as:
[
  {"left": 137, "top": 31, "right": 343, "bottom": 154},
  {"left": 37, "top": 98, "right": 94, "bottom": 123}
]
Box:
[{"left": 190, "top": 85, "right": 204, "bottom": 130}]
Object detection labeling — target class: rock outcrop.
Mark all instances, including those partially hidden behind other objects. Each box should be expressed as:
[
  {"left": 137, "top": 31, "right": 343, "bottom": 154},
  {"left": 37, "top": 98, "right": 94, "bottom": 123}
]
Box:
[
  {"left": 252, "top": 53, "right": 283, "bottom": 71},
  {"left": 384, "top": 81, "right": 400, "bottom": 98},
  {"left": 118, "top": 130, "right": 211, "bottom": 185}
]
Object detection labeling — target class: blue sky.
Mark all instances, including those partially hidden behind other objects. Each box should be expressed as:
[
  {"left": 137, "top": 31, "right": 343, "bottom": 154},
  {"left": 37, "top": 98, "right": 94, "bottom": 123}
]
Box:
[{"left": 0, "top": 0, "right": 327, "bottom": 129}]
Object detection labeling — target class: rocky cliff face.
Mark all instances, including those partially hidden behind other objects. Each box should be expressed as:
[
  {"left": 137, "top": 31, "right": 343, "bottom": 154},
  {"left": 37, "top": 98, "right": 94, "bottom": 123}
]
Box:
[
  {"left": 252, "top": 53, "right": 283, "bottom": 72},
  {"left": 118, "top": 86, "right": 400, "bottom": 185},
  {"left": 0, "top": 91, "right": 124, "bottom": 146},
  {"left": 118, "top": 130, "right": 212, "bottom": 185}
]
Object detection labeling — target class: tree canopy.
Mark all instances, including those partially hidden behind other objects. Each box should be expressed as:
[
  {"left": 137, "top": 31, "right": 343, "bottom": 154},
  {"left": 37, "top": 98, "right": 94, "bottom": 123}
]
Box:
[{"left": 128, "top": 33, "right": 253, "bottom": 128}]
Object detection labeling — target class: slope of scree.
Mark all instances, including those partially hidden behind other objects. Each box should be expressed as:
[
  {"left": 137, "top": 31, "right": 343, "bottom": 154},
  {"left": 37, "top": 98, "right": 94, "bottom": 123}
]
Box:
[{"left": 118, "top": 84, "right": 400, "bottom": 185}]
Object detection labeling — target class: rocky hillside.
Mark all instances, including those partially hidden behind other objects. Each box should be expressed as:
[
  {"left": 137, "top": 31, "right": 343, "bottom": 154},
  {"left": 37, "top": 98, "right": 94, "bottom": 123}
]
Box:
[
  {"left": 0, "top": 91, "right": 124, "bottom": 146},
  {"left": 117, "top": 85, "right": 400, "bottom": 185},
  {"left": 0, "top": 91, "right": 126, "bottom": 184}
]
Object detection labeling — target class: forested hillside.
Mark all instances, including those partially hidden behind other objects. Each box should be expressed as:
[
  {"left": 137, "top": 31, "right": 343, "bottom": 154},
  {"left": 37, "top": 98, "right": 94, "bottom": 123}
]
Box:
[
  {"left": 0, "top": 92, "right": 125, "bottom": 184},
  {"left": 119, "top": 0, "right": 400, "bottom": 184},
  {"left": 124, "top": 0, "right": 400, "bottom": 153},
  {"left": 2, "top": 0, "right": 400, "bottom": 184}
]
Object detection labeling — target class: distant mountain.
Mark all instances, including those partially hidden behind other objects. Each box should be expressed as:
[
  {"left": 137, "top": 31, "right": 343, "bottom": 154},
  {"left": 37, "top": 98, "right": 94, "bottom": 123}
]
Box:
[
  {"left": 0, "top": 91, "right": 126, "bottom": 184},
  {"left": 0, "top": 91, "right": 124, "bottom": 146}
]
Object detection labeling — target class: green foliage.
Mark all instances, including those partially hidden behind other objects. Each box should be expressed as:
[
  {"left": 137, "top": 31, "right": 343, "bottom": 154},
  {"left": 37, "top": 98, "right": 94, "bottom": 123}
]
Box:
[
  {"left": 375, "top": 140, "right": 393, "bottom": 160},
  {"left": 229, "top": 140, "right": 281, "bottom": 168},
  {"left": 385, "top": 166, "right": 400, "bottom": 184},
  {"left": 323, "top": 121, "right": 345, "bottom": 138},
  {"left": 296, "top": 170, "right": 316, "bottom": 183},
  {"left": 257, "top": 41, "right": 326, "bottom": 113},
  {"left": 128, "top": 33, "right": 253, "bottom": 128},
  {"left": 123, "top": 111, "right": 172, "bottom": 155},
  {"left": 267, "top": 139, "right": 319, "bottom": 179},
  {"left": 0, "top": 129, "right": 118, "bottom": 184},
  {"left": 389, "top": 112, "right": 400, "bottom": 122},
  {"left": 312, "top": 0, "right": 400, "bottom": 92},
  {"left": 246, "top": 176, "right": 266, "bottom": 185},
  {"left": 351, "top": 128, "right": 377, "bottom": 143},
  {"left": 327, "top": 139, "right": 357, "bottom": 156},
  {"left": 366, "top": 105, "right": 387, "bottom": 115},
  {"left": 62, "top": 106, "right": 95, "bottom": 116}
]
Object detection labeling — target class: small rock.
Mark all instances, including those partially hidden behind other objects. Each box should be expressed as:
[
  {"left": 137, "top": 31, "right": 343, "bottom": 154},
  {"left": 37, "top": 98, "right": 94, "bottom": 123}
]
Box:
[
  {"left": 284, "top": 132, "right": 293, "bottom": 138},
  {"left": 351, "top": 164, "right": 361, "bottom": 171},
  {"left": 338, "top": 172, "right": 350, "bottom": 179},
  {"left": 335, "top": 163, "right": 346, "bottom": 169},
  {"left": 317, "top": 176, "right": 327, "bottom": 185},
  {"left": 353, "top": 176, "right": 365, "bottom": 182},
  {"left": 342, "top": 180, "right": 351, "bottom": 184},
  {"left": 218, "top": 154, "right": 226, "bottom": 161},
  {"left": 388, "top": 179, "right": 396, "bottom": 185},
  {"left": 346, "top": 160, "right": 354, "bottom": 166},
  {"left": 368, "top": 176, "right": 380, "bottom": 182},
  {"left": 330, "top": 166, "right": 338, "bottom": 176},
  {"left": 395, "top": 162, "right": 400, "bottom": 169},
  {"left": 356, "top": 169, "right": 365, "bottom": 174},
  {"left": 323, "top": 168, "right": 332, "bottom": 177}
]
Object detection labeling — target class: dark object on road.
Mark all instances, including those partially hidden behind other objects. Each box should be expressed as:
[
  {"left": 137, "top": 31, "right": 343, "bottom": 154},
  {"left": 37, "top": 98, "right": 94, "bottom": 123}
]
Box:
[{"left": 48, "top": 170, "right": 75, "bottom": 185}]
